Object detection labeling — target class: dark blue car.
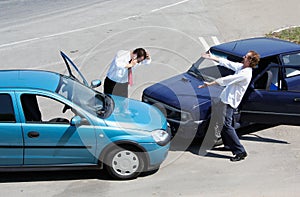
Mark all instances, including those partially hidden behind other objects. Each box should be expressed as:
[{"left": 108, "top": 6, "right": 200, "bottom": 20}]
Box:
[{"left": 142, "top": 37, "right": 300, "bottom": 139}]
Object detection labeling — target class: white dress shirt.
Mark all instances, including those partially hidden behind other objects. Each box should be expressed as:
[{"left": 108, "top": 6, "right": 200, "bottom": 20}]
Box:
[
  {"left": 106, "top": 50, "right": 151, "bottom": 83},
  {"left": 215, "top": 58, "right": 252, "bottom": 108}
]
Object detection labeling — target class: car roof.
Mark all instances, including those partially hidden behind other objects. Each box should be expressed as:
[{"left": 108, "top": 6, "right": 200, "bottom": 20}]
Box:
[
  {"left": 0, "top": 70, "right": 61, "bottom": 92},
  {"left": 210, "top": 37, "right": 300, "bottom": 58}
]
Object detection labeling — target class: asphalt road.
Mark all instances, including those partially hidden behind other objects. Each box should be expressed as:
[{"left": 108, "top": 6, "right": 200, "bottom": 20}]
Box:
[{"left": 0, "top": 0, "right": 300, "bottom": 196}]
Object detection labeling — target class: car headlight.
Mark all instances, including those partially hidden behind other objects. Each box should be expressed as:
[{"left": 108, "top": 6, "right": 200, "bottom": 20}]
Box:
[
  {"left": 181, "top": 112, "right": 190, "bottom": 121},
  {"left": 181, "top": 113, "right": 187, "bottom": 120},
  {"left": 152, "top": 129, "right": 170, "bottom": 146},
  {"left": 142, "top": 96, "right": 149, "bottom": 103}
]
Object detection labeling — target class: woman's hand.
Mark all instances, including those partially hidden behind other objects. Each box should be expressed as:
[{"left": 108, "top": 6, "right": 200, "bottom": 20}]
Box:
[
  {"left": 125, "top": 58, "right": 138, "bottom": 68},
  {"left": 198, "top": 81, "right": 218, "bottom": 88},
  {"left": 198, "top": 81, "right": 209, "bottom": 88},
  {"left": 146, "top": 51, "right": 151, "bottom": 60},
  {"left": 201, "top": 51, "right": 220, "bottom": 62}
]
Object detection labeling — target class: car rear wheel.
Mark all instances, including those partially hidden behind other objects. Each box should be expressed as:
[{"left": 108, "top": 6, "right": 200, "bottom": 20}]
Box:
[{"left": 105, "top": 146, "right": 145, "bottom": 180}]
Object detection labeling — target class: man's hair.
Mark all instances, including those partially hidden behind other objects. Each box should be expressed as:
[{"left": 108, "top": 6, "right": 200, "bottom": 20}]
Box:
[
  {"left": 248, "top": 50, "right": 260, "bottom": 68},
  {"left": 133, "top": 48, "right": 146, "bottom": 59}
]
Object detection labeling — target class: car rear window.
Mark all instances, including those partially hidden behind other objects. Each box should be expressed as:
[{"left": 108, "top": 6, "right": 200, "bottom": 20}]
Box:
[{"left": 0, "top": 94, "right": 16, "bottom": 122}]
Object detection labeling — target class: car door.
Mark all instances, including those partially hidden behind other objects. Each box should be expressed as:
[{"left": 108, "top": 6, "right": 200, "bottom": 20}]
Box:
[
  {"left": 17, "top": 91, "right": 97, "bottom": 165},
  {"left": 241, "top": 54, "right": 300, "bottom": 125},
  {"left": 0, "top": 92, "right": 23, "bottom": 165}
]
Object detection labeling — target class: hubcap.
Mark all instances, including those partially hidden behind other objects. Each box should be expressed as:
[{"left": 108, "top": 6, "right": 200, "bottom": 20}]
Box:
[{"left": 112, "top": 150, "right": 139, "bottom": 176}]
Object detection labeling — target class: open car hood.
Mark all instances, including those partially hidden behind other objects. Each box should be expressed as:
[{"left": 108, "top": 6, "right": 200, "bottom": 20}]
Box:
[{"left": 60, "top": 51, "right": 89, "bottom": 87}]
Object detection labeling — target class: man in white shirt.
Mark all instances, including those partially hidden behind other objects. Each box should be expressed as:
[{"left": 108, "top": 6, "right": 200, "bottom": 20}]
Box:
[
  {"left": 199, "top": 50, "right": 260, "bottom": 161},
  {"left": 104, "top": 48, "right": 151, "bottom": 97}
]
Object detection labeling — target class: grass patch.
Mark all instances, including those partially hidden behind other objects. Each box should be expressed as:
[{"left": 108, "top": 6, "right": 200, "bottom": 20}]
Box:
[{"left": 266, "top": 26, "right": 300, "bottom": 44}]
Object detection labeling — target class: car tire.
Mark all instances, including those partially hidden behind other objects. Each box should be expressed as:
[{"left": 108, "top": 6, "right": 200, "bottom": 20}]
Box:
[
  {"left": 104, "top": 146, "right": 145, "bottom": 180},
  {"left": 141, "top": 167, "right": 159, "bottom": 177}
]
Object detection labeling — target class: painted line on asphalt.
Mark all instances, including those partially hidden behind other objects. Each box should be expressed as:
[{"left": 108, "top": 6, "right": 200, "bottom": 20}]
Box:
[
  {"left": 0, "top": 0, "right": 191, "bottom": 49},
  {"left": 199, "top": 36, "right": 222, "bottom": 51},
  {"left": 0, "top": 0, "right": 107, "bottom": 28},
  {"left": 212, "top": 36, "right": 220, "bottom": 45},
  {"left": 199, "top": 36, "right": 222, "bottom": 66},
  {"left": 0, "top": 37, "right": 41, "bottom": 48},
  {"left": 0, "top": 21, "right": 112, "bottom": 49},
  {"left": 151, "top": 0, "right": 190, "bottom": 13},
  {"left": 198, "top": 37, "right": 210, "bottom": 51}
]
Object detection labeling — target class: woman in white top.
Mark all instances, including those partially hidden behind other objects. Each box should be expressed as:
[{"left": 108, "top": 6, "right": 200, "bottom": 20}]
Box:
[
  {"left": 199, "top": 50, "right": 260, "bottom": 162},
  {"left": 104, "top": 48, "right": 151, "bottom": 97}
]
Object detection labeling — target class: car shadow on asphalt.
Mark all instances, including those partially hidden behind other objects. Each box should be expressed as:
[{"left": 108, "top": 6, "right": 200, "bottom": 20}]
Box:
[
  {"left": 0, "top": 124, "right": 288, "bottom": 182},
  {"left": 0, "top": 170, "right": 115, "bottom": 183},
  {"left": 0, "top": 168, "right": 160, "bottom": 183},
  {"left": 237, "top": 124, "right": 289, "bottom": 144},
  {"left": 170, "top": 124, "right": 289, "bottom": 159}
]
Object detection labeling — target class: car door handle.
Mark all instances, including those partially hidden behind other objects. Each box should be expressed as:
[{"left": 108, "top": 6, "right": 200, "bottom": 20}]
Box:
[
  {"left": 294, "top": 98, "right": 300, "bottom": 102},
  {"left": 28, "top": 131, "right": 40, "bottom": 138}
]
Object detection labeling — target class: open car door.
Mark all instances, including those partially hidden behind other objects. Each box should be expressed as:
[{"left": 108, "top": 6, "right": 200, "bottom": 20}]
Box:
[{"left": 241, "top": 54, "right": 300, "bottom": 126}]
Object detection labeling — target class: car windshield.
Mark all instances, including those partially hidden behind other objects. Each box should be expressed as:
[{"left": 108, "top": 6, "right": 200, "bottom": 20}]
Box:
[
  {"left": 56, "top": 76, "right": 113, "bottom": 118},
  {"left": 187, "top": 56, "right": 234, "bottom": 82}
]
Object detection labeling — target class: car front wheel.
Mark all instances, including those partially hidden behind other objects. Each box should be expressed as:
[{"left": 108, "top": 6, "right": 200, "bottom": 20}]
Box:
[{"left": 105, "top": 146, "right": 145, "bottom": 180}]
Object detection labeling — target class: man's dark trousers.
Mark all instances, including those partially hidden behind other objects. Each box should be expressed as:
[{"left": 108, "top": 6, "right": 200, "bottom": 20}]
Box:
[{"left": 221, "top": 104, "right": 246, "bottom": 155}]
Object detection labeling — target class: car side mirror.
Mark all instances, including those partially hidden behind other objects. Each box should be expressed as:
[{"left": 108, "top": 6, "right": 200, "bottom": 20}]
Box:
[
  {"left": 70, "top": 116, "right": 82, "bottom": 126},
  {"left": 91, "top": 79, "right": 101, "bottom": 88}
]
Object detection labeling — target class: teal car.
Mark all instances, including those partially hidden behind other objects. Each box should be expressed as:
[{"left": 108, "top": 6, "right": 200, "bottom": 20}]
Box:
[{"left": 0, "top": 52, "right": 170, "bottom": 180}]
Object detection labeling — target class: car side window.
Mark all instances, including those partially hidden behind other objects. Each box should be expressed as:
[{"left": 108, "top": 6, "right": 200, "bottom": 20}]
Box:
[
  {"left": 254, "top": 66, "right": 279, "bottom": 91},
  {"left": 282, "top": 53, "right": 300, "bottom": 66},
  {"left": 21, "top": 94, "right": 90, "bottom": 125},
  {"left": 285, "top": 67, "right": 300, "bottom": 78},
  {"left": 0, "top": 94, "right": 16, "bottom": 123},
  {"left": 284, "top": 67, "right": 300, "bottom": 92}
]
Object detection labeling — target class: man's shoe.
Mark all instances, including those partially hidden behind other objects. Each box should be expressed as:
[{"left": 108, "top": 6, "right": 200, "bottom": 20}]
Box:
[{"left": 230, "top": 152, "right": 247, "bottom": 162}]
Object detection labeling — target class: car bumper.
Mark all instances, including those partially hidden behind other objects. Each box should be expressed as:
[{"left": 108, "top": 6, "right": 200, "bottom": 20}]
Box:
[
  {"left": 140, "top": 142, "right": 170, "bottom": 170},
  {"left": 168, "top": 118, "right": 208, "bottom": 139},
  {"left": 142, "top": 96, "right": 208, "bottom": 139}
]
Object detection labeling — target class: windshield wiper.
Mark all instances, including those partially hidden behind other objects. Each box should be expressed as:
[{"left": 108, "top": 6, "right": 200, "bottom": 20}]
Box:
[{"left": 187, "top": 64, "right": 205, "bottom": 81}]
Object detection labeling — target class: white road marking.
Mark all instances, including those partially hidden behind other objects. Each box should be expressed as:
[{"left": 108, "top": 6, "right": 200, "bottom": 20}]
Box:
[
  {"left": 199, "top": 36, "right": 222, "bottom": 51},
  {"left": 0, "top": 0, "right": 191, "bottom": 49},
  {"left": 0, "top": 22, "right": 112, "bottom": 48},
  {"left": 198, "top": 36, "right": 222, "bottom": 65},
  {"left": 151, "top": 0, "right": 190, "bottom": 13},
  {"left": 0, "top": 37, "right": 41, "bottom": 48},
  {"left": 211, "top": 36, "right": 220, "bottom": 45},
  {"left": 118, "top": 15, "right": 139, "bottom": 21},
  {"left": 198, "top": 37, "right": 210, "bottom": 51},
  {"left": 0, "top": 1, "right": 107, "bottom": 28}
]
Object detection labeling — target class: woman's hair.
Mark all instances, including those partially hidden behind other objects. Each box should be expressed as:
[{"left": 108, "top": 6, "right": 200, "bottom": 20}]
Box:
[
  {"left": 248, "top": 50, "right": 260, "bottom": 68},
  {"left": 133, "top": 48, "right": 147, "bottom": 59}
]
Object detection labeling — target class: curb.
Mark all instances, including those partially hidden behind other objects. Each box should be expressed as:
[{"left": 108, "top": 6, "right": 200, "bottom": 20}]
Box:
[{"left": 271, "top": 25, "right": 300, "bottom": 33}]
